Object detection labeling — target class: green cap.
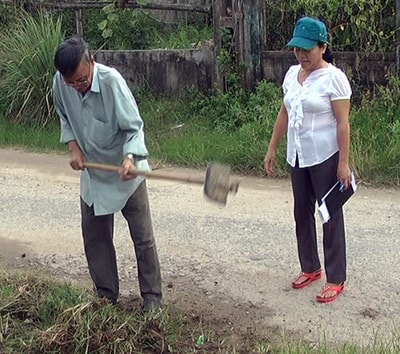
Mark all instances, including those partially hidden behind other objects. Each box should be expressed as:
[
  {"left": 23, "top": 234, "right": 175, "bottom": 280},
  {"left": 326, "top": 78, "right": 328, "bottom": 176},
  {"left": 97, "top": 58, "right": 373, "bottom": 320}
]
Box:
[{"left": 287, "top": 17, "right": 328, "bottom": 50}]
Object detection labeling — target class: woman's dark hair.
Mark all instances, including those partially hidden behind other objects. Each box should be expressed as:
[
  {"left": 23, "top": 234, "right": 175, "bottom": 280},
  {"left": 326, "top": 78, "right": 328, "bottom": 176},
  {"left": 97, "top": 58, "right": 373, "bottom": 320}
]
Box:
[
  {"left": 54, "top": 36, "right": 91, "bottom": 77},
  {"left": 317, "top": 18, "right": 333, "bottom": 63},
  {"left": 319, "top": 43, "right": 333, "bottom": 64}
]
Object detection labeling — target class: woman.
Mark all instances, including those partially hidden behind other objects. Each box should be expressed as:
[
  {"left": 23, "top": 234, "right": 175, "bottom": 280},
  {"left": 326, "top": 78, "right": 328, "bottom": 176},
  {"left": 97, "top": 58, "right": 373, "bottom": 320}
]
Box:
[{"left": 264, "top": 17, "right": 352, "bottom": 303}]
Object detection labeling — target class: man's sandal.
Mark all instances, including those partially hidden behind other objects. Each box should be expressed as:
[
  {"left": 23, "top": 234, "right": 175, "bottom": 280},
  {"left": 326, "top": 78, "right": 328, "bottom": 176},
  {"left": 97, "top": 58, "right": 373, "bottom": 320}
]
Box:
[
  {"left": 316, "top": 283, "right": 344, "bottom": 303},
  {"left": 291, "top": 269, "right": 322, "bottom": 289}
]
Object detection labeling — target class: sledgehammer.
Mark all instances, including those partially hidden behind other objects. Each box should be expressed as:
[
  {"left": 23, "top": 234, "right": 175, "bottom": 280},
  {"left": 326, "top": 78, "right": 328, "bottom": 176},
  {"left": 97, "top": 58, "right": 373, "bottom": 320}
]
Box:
[{"left": 83, "top": 162, "right": 240, "bottom": 205}]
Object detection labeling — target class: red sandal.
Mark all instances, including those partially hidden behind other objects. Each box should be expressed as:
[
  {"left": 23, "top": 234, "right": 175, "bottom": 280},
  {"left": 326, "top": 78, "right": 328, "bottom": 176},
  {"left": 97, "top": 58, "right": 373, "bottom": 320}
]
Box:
[
  {"left": 316, "top": 283, "right": 344, "bottom": 303},
  {"left": 291, "top": 269, "right": 322, "bottom": 289}
]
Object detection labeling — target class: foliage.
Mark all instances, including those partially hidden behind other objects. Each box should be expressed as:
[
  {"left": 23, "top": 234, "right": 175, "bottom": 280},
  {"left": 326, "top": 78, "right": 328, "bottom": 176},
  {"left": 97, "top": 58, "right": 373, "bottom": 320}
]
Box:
[
  {"left": 93, "top": 6, "right": 161, "bottom": 50},
  {"left": 263, "top": 0, "right": 395, "bottom": 52},
  {"left": 0, "top": 11, "right": 63, "bottom": 128},
  {"left": 75, "top": 6, "right": 214, "bottom": 51},
  {"left": 140, "top": 82, "right": 286, "bottom": 175},
  {"left": 187, "top": 81, "right": 281, "bottom": 132},
  {"left": 153, "top": 21, "right": 213, "bottom": 49},
  {"left": 1, "top": 0, "right": 395, "bottom": 55}
]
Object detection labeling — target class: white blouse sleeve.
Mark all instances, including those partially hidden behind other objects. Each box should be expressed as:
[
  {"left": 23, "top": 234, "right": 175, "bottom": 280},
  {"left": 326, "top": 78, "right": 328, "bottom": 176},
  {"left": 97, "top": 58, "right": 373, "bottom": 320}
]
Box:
[{"left": 329, "top": 68, "right": 352, "bottom": 100}]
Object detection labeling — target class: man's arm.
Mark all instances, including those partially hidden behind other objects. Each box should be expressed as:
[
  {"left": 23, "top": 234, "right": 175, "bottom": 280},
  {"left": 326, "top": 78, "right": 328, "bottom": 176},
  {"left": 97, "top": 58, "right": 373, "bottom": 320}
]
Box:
[
  {"left": 67, "top": 140, "right": 86, "bottom": 170},
  {"left": 111, "top": 76, "right": 149, "bottom": 159}
]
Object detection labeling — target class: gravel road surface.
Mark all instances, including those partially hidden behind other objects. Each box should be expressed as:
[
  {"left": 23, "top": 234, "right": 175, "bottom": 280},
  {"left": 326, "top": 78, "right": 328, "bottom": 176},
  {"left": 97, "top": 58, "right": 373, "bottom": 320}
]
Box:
[{"left": 1, "top": 148, "right": 400, "bottom": 348}]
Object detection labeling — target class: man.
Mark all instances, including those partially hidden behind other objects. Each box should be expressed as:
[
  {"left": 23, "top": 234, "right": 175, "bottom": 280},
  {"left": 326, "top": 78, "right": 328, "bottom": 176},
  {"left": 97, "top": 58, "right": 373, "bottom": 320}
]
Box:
[{"left": 53, "top": 36, "right": 162, "bottom": 311}]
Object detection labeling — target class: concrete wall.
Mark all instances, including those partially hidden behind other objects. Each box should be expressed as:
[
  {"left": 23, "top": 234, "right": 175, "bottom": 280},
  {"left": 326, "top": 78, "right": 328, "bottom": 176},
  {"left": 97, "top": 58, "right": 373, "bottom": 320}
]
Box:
[
  {"left": 95, "top": 49, "right": 214, "bottom": 95},
  {"left": 94, "top": 49, "right": 395, "bottom": 96},
  {"left": 263, "top": 51, "right": 396, "bottom": 88}
]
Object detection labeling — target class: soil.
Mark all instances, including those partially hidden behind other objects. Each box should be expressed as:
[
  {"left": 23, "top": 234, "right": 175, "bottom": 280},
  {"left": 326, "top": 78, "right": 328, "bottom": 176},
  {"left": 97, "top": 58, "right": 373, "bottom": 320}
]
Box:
[{"left": 1, "top": 148, "right": 400, "bottom": 349}]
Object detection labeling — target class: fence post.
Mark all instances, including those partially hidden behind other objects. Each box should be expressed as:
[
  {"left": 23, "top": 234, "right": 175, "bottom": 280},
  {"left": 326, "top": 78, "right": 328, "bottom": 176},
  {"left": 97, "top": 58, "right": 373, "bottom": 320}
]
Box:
[
  {"left": 241, "top": 0, "right": 263, "bottom": 90},
  {"left": 397, "top": 0, "right": 400, "bottom": 73},
  {"left": 75, "top": 8, "right": 83, "bottom": 37},
  {"left": 212, "top": 0, "right": 234, "bottom": 92},
  {"left": 212, "top": 0, "right": 263, "bottom": 92}
]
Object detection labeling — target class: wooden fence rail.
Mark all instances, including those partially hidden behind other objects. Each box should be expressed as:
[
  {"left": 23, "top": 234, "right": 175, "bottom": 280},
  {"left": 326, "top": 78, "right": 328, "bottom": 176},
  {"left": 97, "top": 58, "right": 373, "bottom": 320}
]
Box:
[
  {"left": 0, "top": 0, "right": 211, "bottom": 39},
  {"left": 0, "top": 0, "right": 211, "bottom": 13}
]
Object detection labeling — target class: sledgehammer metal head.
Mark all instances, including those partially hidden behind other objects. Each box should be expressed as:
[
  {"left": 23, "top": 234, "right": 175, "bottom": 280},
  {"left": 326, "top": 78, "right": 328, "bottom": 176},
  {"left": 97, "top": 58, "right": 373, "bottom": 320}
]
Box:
[{"left": 204, "top": 163, "right": 240, "bottom": 205}]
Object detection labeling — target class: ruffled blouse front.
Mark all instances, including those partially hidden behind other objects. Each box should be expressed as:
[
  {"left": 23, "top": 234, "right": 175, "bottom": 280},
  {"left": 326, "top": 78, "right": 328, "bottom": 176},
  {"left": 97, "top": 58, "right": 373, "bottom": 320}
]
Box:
[
  {"left": 288, "top": 84, "right": 309, "bottom": 129},
  {"left": 282, "top": 64, "right": 352, "bottom": 168}
]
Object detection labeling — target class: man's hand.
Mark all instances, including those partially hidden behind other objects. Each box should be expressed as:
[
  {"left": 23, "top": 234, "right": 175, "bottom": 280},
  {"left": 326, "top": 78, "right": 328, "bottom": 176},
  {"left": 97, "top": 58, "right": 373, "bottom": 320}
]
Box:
[
  {"left": 119, "top": 157, "right": 138, "bottom": 181},
  {"left": 68, "top": 141, "right": 85, "bottom": 170}
]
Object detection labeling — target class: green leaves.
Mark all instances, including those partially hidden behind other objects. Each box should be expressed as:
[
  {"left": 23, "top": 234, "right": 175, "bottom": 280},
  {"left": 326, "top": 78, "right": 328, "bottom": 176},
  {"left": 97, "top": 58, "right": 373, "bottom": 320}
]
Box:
[
  {"left": 98, "top": 4, "right": 120, "bottom": 40},
  {"left": 264, "top": 0, "right": 394, "bottom": 52}
]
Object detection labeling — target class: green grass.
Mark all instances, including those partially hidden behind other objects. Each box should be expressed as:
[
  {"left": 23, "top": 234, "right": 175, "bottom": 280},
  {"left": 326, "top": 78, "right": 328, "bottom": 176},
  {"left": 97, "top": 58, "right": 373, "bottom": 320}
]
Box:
[{"left": 0, "top": 122, "right": 62, "bottom": 152}]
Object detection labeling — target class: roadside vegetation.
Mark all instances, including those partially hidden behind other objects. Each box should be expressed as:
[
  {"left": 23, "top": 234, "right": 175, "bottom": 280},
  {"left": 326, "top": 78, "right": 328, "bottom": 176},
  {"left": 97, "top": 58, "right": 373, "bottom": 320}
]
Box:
[
  {"left": 2, "top": 76, "right": 400, "bottom": 186},
  {"left": 0, "top": 270, "right": 398, "bottom": 354},
  {"left": 1, "top": 1, "right": 400, "bottom": 353}
]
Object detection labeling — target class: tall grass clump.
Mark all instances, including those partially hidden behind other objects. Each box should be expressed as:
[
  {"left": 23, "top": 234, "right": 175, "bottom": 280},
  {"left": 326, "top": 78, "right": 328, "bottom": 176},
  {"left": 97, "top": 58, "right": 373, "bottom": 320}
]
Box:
[{"left": 0, "top": 11, "right": 63, "bottom": 129}]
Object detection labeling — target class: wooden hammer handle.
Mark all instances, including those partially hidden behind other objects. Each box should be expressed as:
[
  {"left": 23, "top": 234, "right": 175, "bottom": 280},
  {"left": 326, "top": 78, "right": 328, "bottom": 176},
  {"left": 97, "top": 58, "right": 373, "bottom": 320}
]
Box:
[{"left": 83, "top": 162, "right": 205, "bottom": 185}]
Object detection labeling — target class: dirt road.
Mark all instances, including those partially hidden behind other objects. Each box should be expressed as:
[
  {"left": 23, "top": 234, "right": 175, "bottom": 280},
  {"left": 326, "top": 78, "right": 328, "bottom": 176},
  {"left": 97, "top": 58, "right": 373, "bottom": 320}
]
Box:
[{"left": 1, "top": 148, "right": 400, "bottom": 347}]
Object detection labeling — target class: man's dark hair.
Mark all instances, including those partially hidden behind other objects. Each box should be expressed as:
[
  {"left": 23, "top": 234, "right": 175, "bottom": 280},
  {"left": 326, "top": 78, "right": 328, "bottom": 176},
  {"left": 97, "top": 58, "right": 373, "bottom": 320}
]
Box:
[{"left": 54, "top": 36, "right": 91, "bottom": 77}]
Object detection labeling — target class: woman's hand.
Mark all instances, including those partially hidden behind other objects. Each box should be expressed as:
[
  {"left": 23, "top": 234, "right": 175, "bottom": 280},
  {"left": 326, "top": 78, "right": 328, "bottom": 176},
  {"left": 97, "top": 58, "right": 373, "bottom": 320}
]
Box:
[
  {"left": 264, "top": 148, "right": 276, "bottom": 176},
  {"left": 337, "top": 162, "right": 351, "bottom": 190},
  {"left": 264, "top": 103, "right": 288, "bottom": 177}
]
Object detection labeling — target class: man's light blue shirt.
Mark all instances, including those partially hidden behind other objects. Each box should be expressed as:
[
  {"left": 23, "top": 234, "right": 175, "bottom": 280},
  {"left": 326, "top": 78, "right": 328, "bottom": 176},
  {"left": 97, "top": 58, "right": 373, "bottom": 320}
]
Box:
[{"left": 53, "top": 63, "right": 150, "bottom": 216}]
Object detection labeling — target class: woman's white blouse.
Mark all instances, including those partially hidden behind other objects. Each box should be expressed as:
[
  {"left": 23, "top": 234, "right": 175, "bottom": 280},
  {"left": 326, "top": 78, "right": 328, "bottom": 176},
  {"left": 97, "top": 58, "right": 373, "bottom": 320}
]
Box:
[{"left": 282, "top": 63, "right": 352, "bottom": 168}]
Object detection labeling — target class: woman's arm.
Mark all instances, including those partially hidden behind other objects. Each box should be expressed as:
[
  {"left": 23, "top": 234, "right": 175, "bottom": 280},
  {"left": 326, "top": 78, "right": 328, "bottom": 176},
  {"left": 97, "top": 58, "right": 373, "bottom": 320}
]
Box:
[
  {"left": 332, "top": 99, "right": 351, "bottom": 187},
  {"left": 264, "top": 103, "right": 288, "bottom": 176}
]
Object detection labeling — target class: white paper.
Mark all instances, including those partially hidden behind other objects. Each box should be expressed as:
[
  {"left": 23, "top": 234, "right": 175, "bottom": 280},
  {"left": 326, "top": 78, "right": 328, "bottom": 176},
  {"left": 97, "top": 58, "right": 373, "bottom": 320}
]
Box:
[{"left": 318, "top": 201, "right": 330, "bottom": 223}]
